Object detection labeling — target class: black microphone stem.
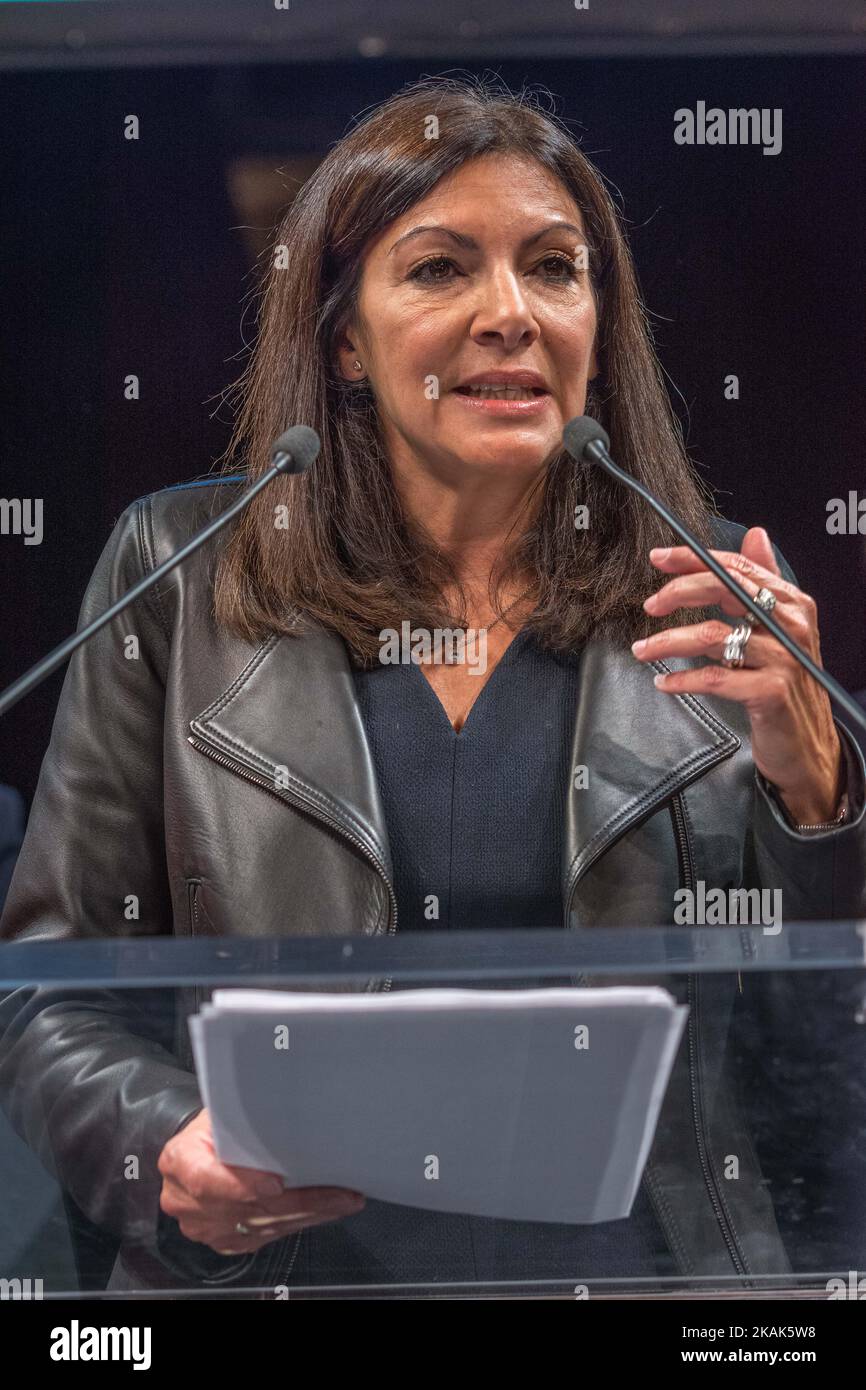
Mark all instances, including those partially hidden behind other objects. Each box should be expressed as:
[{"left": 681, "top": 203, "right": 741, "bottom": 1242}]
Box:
[
  {"left": 0, "top": 454, "right": 297, "bottom": 719},
  {"left": 584, "top": 436, "right": 866, "bottom": 740}
]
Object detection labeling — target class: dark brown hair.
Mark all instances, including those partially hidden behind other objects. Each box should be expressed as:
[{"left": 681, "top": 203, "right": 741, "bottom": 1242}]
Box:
[{"left": 213, "top": 73, "right": 716, "bottom": 662}]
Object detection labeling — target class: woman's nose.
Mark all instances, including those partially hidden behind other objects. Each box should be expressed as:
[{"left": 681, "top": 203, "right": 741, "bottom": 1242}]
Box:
[{"left": 469, "top": 268, "right": 540, "bottom": 350}]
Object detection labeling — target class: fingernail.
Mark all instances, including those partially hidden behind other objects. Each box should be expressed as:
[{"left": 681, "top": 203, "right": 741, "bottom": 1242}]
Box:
[
  {"left": 631, "top": 639, "right": 647, "bottom": 654},
  {"left": 653, "top": 673, "right": 667, "bottom": 687},
  {"left": 650, "top": 547, "right": 670, "bottom": 560}
]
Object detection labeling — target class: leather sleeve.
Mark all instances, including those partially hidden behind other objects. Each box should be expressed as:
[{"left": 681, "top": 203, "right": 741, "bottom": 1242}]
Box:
[
  {"left": 0, "top": 499, "right": 205, "bottom": 1258},
  {"left": 752, "top": 724, "right": 866, "bottom": 920}
]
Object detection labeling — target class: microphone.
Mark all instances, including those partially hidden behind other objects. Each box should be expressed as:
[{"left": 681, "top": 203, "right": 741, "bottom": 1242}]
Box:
[
  {"left": 0, "top": 425, "right": 320, "bottom": 718},
  {"left": 270, "top": 425, "right": 320, "bottom": 476},
  {"left": 562, "top": 416, "right": 866, "bottom": 739}
]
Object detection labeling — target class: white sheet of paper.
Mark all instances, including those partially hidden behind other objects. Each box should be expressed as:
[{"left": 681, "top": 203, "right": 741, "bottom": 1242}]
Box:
[{"left": 189, "top": 986, "right": 687, "bottom": 1225}]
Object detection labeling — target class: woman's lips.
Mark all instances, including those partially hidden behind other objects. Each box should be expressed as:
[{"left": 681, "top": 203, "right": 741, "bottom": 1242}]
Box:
[{"left": 451, "top": 387, "right": 552, "bottom": 415}]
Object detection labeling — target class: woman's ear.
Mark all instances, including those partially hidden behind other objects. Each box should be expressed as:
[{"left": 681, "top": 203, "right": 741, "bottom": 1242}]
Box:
[{"left": 335, "top": 325, "right": 366, "bottom": 383}]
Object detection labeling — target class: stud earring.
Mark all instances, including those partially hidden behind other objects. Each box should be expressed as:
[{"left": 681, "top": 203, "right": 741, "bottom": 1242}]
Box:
[{"left": 353, "top": 359, "right": 363, "bottom": 372}]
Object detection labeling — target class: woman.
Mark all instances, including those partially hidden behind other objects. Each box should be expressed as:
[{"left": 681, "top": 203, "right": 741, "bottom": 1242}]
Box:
[{"left": 1, "top": 75, "right": 864, "bottom": 1295}]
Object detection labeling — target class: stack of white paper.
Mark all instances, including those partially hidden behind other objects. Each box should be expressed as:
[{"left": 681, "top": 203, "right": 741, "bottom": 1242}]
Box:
[{"left": 189, "top": 986, "right": 687, "bottom": 1225}]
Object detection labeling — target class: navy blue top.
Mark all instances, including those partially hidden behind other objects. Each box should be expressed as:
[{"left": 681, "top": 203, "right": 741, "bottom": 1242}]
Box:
[
  {"left": 294, "top": 628, "right": 674, "bottom": 1289},
  {"left": 356, "top": 627, "right": 576, "bottom": 933}
]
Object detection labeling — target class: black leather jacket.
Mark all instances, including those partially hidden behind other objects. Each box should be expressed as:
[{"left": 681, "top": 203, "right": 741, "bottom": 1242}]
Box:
[{"left": 1, "top": 478, "right": 865, "bottom": 1292}]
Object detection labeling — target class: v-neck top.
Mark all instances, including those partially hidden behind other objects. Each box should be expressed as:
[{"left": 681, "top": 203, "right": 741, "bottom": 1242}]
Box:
[
  {"left": 289, "top": 627, "right": 675, "bottom": 1289},
  {"left": 351, "top": 626, "right": 580, "bottom": 932}
]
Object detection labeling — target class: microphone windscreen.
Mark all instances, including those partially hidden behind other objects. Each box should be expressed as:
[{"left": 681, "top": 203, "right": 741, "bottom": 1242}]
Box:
[
  {"left": 562, "top": 416, "right": 610, "bottom": 463},
  {"left": 271, "top": 425, "right": 321, "bottom": 473}
]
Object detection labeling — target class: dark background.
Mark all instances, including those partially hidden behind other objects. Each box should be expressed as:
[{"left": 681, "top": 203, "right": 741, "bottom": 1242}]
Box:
[{"left": 1, "top": 52, "right": 864, "bottom": 805}]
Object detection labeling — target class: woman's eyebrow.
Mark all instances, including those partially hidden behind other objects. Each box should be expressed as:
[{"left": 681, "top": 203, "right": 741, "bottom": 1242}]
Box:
[{"left": 388, "top": 220, "right": 586, "bottom": 256}]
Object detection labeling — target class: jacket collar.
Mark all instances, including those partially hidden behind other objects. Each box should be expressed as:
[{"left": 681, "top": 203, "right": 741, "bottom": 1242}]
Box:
[{"left": 189, "top": 627, "right": 740, "bottom": 922}]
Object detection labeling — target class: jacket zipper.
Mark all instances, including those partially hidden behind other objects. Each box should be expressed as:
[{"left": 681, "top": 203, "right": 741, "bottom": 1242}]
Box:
[
  {"left": 173, "top": 881, "right": 204, "bottom": 1072},
  {"left": 685, "top": 975, "right": 749, "bottom": 1280},
  {"left": 669, "top": 795, "right": 692, "bottom": 896},
  {"left": 565, "top": 791, "right": 750, "bottom": 1279},
  {"left": 187, "top": 732, "right": 398, "bottom": 1290},
  {"left": 187, "top": 878, "right": 201, "bottom": 934},
  {"left": 671, "top": 792, "right": 751, "bottom": 1282}
]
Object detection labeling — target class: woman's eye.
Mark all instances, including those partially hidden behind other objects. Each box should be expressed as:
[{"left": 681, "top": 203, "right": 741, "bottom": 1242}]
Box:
[
  {"left": 408, "top": 253, "right": 580, "bottom": 286},
  {"left": 537, "top": 254, "right": 579, "bottom": 281},
  {"left": 409, "top": 256, "right": 457, "bottom": 284}
]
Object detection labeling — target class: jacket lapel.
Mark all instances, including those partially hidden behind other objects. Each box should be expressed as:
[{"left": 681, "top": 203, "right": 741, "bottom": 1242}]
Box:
[
  {"left": 189, "top": 627, "right": 394, "bottom": 884},
  {"left": 189, "top": 628, "right": 741, "bottom": 922},
  {"left": 562, "top": 641, "right": 741, "bottom": 921}
]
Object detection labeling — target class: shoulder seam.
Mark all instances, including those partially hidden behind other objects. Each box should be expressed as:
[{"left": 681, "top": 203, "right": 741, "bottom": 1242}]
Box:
[{"left": 135, "top": 496, "right": 172, "bottom": 647}]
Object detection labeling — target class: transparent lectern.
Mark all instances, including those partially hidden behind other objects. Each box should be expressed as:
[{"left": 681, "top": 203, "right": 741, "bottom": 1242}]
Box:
[{"left": 0, "top": 923, "right": 864, "bottom": 1300}]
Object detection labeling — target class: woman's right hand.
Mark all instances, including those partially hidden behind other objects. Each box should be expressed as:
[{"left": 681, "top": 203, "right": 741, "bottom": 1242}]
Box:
[{"left": 158, "top": 1108, "right": 366, "bottom": 1255}]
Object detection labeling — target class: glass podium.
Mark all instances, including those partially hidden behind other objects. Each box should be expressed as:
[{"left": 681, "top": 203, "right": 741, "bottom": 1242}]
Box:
[{"left": 0, "top": 922, "right": 864, "bottom": 1300}]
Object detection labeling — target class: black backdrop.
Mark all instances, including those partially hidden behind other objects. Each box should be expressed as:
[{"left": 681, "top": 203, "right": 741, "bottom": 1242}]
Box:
[{"left": 1, "top": 54, "right": 864, "bottom": 806}]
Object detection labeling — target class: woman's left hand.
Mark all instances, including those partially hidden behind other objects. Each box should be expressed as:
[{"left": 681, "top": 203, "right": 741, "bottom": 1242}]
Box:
[{"left": 631, "top": 526, "right": 844, "bottom": 827}]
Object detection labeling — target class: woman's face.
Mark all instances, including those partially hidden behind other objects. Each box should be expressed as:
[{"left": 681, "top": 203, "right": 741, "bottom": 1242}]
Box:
[{"left": 339, "top": 153, "right": 599, "bottom": 488}]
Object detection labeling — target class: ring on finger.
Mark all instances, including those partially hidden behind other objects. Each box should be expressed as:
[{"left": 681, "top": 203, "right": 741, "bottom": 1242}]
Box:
[
  {"left": 744, "top": 585, "right": 777, "bottom": 628},
  {"left": 721, "top": 621, "right": 754, "bottom": 669}
]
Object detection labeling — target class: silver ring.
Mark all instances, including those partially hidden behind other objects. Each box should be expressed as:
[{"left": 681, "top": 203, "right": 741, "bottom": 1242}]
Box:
[
  {"left": 722, "top": 621, "right": 754, "bottom": 669},
  {"left": 744, "top": 586, "right": 777, "bottom": 627},
  {"left": 753, "top": 586, "right": 776, "bottom": 612},
  {"left": 235, "top": 1221, "right": 252, "bottom": 1236}
]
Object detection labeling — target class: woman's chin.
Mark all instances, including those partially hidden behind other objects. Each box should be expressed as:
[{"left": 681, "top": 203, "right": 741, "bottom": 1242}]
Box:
[
  {"left": 458, "top": 451, "right": 557, "bottom": 478},
  {"left": 441, "top": 433, "right": 559, "bottom": 475}
]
